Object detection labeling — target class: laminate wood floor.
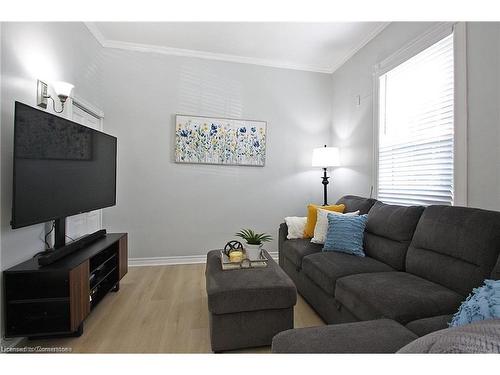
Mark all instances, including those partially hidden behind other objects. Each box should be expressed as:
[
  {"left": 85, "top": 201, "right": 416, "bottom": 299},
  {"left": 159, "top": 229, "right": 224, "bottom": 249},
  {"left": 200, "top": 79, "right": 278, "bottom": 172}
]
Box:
[{"left": 23, "top": 264, "right": 325, "bottom": 353}]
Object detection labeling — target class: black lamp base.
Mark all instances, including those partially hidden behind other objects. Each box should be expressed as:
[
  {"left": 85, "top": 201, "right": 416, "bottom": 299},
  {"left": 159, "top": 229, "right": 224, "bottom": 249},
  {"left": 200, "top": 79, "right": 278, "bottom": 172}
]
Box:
[{"left": 321, "top": 167, "right": 330, "bottom": 206}]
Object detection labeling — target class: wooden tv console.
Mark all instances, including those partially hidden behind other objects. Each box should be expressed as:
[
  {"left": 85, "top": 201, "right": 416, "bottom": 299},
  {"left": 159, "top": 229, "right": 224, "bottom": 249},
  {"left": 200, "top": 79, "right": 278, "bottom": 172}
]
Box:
[{"left": 3, "top": 233, "right": 128, "bottom": 339}]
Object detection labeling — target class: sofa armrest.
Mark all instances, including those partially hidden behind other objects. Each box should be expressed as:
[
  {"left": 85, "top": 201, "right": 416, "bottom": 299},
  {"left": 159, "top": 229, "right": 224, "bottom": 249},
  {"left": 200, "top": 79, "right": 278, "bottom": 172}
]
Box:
[{"left": 278, "top": 222, "right": 288, "bottom": 267}]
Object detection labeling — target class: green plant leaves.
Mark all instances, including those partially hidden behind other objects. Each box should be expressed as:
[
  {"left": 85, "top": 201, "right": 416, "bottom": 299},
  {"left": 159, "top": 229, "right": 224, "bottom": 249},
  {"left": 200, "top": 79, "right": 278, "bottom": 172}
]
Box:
[{"left": 235, "top": 228, "right": 273, "bottom": 245}]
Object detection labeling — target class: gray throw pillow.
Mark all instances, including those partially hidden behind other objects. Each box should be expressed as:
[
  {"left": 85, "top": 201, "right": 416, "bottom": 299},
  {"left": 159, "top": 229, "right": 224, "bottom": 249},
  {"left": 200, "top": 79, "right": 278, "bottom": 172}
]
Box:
[{"left": 398, "top": 319, "right": 500, "bottom": 353}]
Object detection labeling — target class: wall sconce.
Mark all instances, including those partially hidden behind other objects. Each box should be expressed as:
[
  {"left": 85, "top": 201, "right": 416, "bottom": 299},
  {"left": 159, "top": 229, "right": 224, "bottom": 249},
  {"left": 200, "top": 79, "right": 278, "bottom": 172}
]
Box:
[{"left": 37, "top": 80, "right": 74, "bottom": 113}]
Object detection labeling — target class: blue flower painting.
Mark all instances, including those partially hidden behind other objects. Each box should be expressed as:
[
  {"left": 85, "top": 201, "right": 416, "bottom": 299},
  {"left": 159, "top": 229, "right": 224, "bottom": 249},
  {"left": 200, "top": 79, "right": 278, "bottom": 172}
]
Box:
[{"left": 175, "top": 115, "right": 266, "bottom": 166}]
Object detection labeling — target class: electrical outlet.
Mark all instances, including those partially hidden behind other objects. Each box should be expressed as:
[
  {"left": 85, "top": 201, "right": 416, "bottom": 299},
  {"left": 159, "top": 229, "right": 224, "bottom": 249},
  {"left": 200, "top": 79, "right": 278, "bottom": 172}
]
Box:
[{"left": 37, "top": 80, "right": 48, "bottom": 109}]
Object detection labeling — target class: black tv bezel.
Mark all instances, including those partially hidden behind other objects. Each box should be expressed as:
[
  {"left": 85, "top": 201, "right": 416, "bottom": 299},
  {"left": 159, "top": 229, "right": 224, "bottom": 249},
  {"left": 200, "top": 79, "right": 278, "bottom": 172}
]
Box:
[{"left": 11, "top": 101, "right": 118, "bottom": 229}]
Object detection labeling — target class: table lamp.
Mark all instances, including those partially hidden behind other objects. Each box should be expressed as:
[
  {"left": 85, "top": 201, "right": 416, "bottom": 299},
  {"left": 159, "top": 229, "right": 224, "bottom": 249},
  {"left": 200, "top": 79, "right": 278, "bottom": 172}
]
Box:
[{"left": 312, "top": 145, "right": 340, "bottom": 206}]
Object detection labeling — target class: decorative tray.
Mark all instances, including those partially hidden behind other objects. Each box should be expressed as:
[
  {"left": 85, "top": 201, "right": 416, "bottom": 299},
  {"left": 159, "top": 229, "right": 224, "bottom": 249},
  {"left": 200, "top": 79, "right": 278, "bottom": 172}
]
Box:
[{"left": 220, "top": 250, "right": 269, "bottom": 270}]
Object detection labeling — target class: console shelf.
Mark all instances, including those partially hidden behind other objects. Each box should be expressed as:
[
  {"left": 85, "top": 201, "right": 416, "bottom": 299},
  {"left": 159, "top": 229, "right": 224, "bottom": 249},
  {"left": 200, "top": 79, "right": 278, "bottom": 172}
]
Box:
[{"left": 3, "top": 233, "right": 128, "bottom": 338}]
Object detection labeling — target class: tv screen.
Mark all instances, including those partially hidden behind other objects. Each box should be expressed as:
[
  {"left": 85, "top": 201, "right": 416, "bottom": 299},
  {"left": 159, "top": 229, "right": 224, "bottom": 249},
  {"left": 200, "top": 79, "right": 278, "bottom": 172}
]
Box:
[{"left": 12, "top": 102, "right": 117, "bottom": 229}]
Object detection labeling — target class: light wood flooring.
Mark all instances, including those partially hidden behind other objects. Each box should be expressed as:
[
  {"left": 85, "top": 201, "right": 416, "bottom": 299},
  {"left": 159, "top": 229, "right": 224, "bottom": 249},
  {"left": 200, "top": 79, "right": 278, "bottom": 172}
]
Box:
[{"left": 24, "top": 264, "right": 325, "bottom": 353}]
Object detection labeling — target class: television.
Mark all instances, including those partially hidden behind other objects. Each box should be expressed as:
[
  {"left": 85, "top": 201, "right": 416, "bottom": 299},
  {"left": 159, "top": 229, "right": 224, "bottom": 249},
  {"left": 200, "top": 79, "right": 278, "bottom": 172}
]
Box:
[{"left": 11, "top": 102, "right": 117, "bottom": 237}]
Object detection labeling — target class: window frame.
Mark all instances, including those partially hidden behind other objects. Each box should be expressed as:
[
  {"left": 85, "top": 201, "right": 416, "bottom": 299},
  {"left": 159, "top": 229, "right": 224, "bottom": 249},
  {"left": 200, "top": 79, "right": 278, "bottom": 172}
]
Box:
[{"left": 372, "top": 22, "right": 468, "bottom": 206}]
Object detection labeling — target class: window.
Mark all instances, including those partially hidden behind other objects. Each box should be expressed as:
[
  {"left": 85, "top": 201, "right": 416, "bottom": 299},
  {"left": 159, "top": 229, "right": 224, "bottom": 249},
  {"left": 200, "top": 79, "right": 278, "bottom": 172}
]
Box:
[{"left": 376, "top": 32, "right": 457, "bottom": 206}]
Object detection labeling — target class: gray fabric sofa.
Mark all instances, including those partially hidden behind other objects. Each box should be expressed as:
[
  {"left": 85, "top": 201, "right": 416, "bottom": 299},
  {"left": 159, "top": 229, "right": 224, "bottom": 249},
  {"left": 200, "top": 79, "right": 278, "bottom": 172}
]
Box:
[
  {"left": 276, "top": 195, "right": 500, "bottom": 352},
  {"left": 272, "top": 318, "right": 500, "bottom": 353}
]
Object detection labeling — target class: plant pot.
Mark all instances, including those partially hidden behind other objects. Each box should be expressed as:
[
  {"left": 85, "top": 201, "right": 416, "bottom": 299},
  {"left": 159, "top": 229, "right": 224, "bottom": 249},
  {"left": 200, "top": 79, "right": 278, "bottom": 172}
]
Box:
[{"left": 245, "top": 243, "right": 262, "bottom": 260}]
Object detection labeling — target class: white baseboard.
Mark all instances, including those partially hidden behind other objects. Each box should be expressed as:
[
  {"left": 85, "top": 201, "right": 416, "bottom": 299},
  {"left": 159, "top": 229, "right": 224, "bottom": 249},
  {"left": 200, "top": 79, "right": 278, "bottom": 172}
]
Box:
[
  {"left": 129, "top": 255, "right": 205, "bottom": 267},
  {"left": 129, "top": 252, "right": 278, "bottom": 267}
]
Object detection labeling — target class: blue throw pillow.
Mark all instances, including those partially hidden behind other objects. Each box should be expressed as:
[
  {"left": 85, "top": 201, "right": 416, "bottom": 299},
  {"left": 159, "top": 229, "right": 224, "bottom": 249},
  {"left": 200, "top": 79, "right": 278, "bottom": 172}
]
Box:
[
  {"left": 323, "top": 213, "right": 368, "bottom": 257},
  {"left": 449, "top": 279, "right": 500, "bottom": 327}
]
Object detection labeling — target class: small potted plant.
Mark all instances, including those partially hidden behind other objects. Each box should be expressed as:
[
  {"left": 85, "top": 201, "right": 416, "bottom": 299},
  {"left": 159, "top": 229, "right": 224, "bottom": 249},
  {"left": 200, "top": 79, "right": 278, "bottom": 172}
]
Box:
[{"left": 235, "top": 229, "right": 272, "bottom": 260}]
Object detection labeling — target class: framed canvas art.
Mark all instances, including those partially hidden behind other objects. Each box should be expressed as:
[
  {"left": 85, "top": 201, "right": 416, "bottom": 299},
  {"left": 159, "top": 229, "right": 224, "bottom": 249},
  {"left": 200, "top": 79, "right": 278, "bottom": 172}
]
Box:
[{"left": 175, "top": 114, "right": 267, "bottom": 166}]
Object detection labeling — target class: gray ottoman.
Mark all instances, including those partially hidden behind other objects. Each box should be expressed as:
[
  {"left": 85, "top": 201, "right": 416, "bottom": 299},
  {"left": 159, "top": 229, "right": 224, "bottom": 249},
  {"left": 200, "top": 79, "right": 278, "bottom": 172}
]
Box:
[{"left": 206, "top": 249, "right": 297, "bottom": 352}]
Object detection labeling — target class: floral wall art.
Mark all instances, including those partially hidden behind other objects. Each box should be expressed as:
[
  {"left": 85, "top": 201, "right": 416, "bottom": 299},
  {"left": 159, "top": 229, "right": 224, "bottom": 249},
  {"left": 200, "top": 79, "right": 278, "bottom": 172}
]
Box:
[{"left": 175, "top": 114, "right": 267, "bottom": 166}]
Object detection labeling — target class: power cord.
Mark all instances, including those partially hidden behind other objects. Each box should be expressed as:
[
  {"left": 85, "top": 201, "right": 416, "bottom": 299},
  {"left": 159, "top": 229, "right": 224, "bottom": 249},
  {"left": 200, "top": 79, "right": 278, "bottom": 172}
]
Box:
[
  {"left": 33, "top": 221, "right": 56, "bottom": 258},
  {"left": 44, "top": 221, "right": 56, "bottom": 249},
  {"left": 46, "top": 95, "right": 65, "bottom": 114},
  {"left": 44, "top": 221, "right": 76, "bottom": 245},
  {"left": 35, "top": 223, "right": 81, "bottom": 258}
]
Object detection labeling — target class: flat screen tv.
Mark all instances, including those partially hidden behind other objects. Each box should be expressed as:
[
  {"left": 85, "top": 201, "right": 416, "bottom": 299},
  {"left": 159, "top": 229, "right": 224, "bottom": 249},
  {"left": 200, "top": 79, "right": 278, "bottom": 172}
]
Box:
[{"left": 11, "top": 101, "right": 117, "bottom": 230}]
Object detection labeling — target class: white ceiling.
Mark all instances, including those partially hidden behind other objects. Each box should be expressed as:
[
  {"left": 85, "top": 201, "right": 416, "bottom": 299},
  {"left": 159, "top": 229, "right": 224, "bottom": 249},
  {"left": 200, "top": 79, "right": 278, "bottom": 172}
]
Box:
[{"left": 86, "top": 22, "right": 389, "bottom": 74}]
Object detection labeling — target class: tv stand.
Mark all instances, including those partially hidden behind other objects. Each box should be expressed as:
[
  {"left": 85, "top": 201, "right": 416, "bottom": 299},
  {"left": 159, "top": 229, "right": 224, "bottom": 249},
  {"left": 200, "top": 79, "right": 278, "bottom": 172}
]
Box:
[{"left": 3, "top": 233, "right": 128, "bottom": 339}]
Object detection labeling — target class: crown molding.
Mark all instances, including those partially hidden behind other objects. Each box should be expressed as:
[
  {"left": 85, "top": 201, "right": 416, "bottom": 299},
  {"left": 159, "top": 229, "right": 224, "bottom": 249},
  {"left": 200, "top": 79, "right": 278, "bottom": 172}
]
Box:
[
  {"left": 84, "top": 22, "right": 107, "bottom": 46},
  {"left": 330, "top": 22, "right": 390, "bottom": 73},
  {"left": 105, "top": 39, "right": 334, "bottom": 73},
  {"left": 84, "top": 22, "right": 390, "bottom": 75}
]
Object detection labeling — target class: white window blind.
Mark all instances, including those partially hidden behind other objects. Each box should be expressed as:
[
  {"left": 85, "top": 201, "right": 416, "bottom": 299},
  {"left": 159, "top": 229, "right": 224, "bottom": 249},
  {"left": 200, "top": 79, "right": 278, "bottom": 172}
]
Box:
[{"left": 377, "top": 33, "right": 454, "bottom": 206}]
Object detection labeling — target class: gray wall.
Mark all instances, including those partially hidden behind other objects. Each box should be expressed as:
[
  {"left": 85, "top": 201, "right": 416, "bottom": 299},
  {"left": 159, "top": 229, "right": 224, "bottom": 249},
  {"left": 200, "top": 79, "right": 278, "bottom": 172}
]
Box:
[
  {"left": 100, "top": 49, "right": 333, "bottom": 259},
  {"left": 330, "top": 22, "right": 500, "bottom": 210}
]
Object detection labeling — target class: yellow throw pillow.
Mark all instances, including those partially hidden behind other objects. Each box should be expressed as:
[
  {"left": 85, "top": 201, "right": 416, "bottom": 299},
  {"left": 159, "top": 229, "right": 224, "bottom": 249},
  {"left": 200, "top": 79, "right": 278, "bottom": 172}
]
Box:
[{"left": 304, "top": 204, "right": 345, "bottom": 238}]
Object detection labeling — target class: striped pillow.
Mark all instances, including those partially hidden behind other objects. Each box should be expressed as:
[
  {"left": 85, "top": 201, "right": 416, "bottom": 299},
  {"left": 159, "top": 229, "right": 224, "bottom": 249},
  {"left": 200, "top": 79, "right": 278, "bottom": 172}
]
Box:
[{"left": 323, "top": 214, "right": 368, "bottom": 257}]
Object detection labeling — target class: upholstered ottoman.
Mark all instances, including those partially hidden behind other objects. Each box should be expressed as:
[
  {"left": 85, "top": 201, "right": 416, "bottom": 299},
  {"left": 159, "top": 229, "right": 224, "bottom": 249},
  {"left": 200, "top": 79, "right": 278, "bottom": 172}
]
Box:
[{"left": 205, "top": 249, "right": 297, "bottom": 352}]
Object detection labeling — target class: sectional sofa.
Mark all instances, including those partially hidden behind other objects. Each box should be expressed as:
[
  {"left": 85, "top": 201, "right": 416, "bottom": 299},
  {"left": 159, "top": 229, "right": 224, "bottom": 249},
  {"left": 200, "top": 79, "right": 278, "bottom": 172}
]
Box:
[{"left": 275, "top": 195, "right": 500, "bottom": 352}]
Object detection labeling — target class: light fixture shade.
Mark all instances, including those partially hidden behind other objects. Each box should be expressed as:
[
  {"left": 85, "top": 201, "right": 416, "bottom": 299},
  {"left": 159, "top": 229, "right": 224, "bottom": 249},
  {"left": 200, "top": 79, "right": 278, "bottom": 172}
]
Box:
[
  {"left": 312, "top": 146, "right": 340, "bottom": 167},
  {"left": 51, "top": 81, "right": 74, "bottom": 98}
]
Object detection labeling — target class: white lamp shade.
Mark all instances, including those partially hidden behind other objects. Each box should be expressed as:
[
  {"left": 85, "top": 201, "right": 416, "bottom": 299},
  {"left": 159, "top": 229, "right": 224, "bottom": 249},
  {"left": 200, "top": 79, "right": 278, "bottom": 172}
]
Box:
[
  {"left": 312, "top": 146, "right": 340, "bottom": 167},
  {"left": 52, "top": 81, "right": 74, "bottom": 98}
]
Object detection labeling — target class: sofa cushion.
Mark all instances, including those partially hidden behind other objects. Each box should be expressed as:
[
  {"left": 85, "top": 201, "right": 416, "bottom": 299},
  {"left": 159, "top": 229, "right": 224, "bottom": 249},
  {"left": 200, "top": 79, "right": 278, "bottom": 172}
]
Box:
[
  {"left": 406, "top": 205, "right": 500, "bottom": 296},
  {"left": 364, "top": 201, "right": 424, "bottom": 270},
  {"left": 336, "top": 195, "right": 377, "bottom": 215},
  {"left": 302, "top": 252, "right": 394, "bottom": 295},
  {"left": 335, "top": 272, "right": 463, "bottom": 324},
  {"left": 492, "top": 256, "right": 500, "bottom": 280},
  {"left": 281, "top": 238, "right": 322, "bottom": 268},
  {"left": 405, "top": 315, "right": 453, "bottom": 337},
  {"left": 272, "top": 319, "right": 418, "bottom": 353}
]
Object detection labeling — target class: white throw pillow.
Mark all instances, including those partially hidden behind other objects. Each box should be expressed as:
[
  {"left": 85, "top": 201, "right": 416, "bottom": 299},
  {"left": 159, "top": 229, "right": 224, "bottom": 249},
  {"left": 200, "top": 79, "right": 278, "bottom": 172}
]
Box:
[
  {"left": 311, "top": 209, "right": 360, "bottom": 244},
  {"left": 284, "top": 217, "right": 307, "bottom": 239}
]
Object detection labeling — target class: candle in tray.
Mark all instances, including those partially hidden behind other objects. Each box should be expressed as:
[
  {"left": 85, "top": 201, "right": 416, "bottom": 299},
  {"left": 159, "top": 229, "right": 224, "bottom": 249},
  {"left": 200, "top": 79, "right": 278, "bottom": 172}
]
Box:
[{"left": 229, "top": 251, "right": 243, "bottom": 263}]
